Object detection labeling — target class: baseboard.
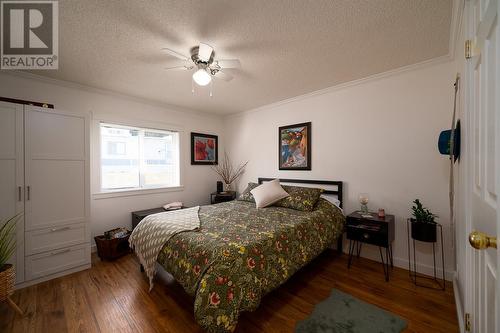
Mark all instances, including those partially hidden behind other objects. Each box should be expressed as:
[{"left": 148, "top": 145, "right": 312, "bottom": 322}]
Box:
[
  {"left": 392, "top": 256, "right": 455, "bottom": 281},
  {"left": 342, "top": 241, "right": 454, "bottom": 280},
  {"left": 453, "top": 273, "right": 465, "bottom": 333},
  {"left": 14, "top": 263, "right": 91, "bottom": 289}
]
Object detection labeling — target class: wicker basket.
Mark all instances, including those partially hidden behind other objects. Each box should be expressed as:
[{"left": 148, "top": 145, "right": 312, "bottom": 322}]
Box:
[
  {"left": 0, "top": 264, "right": 15, "bottom": 302},
  {"left": 94, "top": 234, "right": 131, "bottom": 261}
]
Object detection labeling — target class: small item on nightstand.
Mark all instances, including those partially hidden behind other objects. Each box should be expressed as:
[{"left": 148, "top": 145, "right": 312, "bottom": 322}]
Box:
[
  {"left": 217, "top": 181, "right": 223, "bottom": 193},
  {"left": 359, "top": 193, "right": 369, "bottom": 214},
  {"left": 378, "top": 209, "right": 386, "bottom": 218},
  {"left": 163, "top": 202, "right": 183, "bottom": 210}
]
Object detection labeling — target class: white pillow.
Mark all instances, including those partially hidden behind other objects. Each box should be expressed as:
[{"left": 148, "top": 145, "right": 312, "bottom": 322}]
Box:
[{"left": 250, "top": 179, "right": 290, "bottom": 208}]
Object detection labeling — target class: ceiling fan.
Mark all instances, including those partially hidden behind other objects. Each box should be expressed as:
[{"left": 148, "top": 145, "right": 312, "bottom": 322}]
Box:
[{"left": 162, "top": 42, "right": 241, "bottom": 87}]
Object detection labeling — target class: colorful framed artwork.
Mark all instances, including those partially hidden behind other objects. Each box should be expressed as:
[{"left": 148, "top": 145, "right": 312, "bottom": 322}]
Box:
[
  {"left": 279, "top": 122, "right": 311, "bottom": 170},
  {"left": 191, "top": 132, "right": 218, "bottom": 165}
]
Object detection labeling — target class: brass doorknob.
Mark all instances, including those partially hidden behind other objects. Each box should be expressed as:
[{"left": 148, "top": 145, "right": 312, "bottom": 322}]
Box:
[{"left": 469, "top": 231, "right": 497, "bottom": 250}]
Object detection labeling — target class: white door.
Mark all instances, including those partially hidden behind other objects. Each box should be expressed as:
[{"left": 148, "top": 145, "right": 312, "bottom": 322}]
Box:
[
  {"left": 0, "top": 101, "right": 24, "bottom": 284},
  {"left": 24, "top": 106, "right": 88, "bottom": 232},
  {"left": 465, "top": 0, "right": 499, "bottom": 332}
]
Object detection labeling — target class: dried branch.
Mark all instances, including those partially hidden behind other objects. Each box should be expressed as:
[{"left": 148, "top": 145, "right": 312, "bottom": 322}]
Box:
[{"left": 211, "top": 152, "right": 248, "bottom": 185}]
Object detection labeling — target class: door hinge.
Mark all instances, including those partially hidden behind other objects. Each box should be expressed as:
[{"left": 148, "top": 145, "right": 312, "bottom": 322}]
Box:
[
  {"left": 465, "top": 40, "right": 472, "bottom": 59},
  {"left": 465, "top": 313, "right": 471, "bottom": 331}
]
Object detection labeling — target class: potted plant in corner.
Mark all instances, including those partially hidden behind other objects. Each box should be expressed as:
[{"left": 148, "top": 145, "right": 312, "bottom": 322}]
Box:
[
  {"left": 0, "top": 214, "right": 23, "bottom": 315},
  {"left": 410, "top": 199, "right": 438, "bottom": 242}
]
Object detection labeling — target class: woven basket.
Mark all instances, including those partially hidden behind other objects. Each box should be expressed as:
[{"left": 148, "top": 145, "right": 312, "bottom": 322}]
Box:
[{"left": 0, "top": 264, "right": 15, "bottom": 302}]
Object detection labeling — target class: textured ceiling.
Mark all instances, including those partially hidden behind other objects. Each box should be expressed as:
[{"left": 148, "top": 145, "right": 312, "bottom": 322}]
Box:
[{"left": 32, "top": 0, "right": 453, "bottom": 114}]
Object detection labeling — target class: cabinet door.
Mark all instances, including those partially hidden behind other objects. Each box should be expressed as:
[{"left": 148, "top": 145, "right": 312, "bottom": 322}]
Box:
[
  {"left": 24, "top": 107, "right": 89, "bottom": 234},
  {"left": 0, "top": 101, "right": 24, "bottom": 283}
]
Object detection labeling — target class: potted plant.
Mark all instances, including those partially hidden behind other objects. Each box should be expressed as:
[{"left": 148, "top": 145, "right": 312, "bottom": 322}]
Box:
[
  {"left": 0, "top": 214, "right": 23, "bottom": 315},
  {"left": 410, "top": 199, "right": 438, "bottom": 242}
]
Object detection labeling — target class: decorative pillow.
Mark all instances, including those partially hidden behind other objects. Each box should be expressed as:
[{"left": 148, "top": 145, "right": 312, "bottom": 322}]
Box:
[
  {"left": 250, "top": 179, "right": 290, "bottom": 208},
  {"left": 274, "top": 185, "right": 324, "bottom": 212},
  {"left": 237, "top": 182, "right": 259, "bottom": 202}
]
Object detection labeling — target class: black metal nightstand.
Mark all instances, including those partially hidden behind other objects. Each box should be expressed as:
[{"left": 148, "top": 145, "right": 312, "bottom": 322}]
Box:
[
  {"left": 346, "top": 211, "right": 395, "bottom": 281},
  {"left": 210, "top": 191, "right": 237, "bottom": 204},
  {"left": 131, "top": 206, "right": 187, "bottom": 230}
]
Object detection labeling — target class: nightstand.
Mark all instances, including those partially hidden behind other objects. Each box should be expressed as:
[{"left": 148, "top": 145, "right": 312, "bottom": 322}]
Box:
[
  {"left": 131, "top": 206, "right": 187, "bottom": 230},
  {"left": 346, "top": 211, "right": 395, "bottom": 281},
  {"left": 210, "top": 191, "right": 237, "bottom": 204}
]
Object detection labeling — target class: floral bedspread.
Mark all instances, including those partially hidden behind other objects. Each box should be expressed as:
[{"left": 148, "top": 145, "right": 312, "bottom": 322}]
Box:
[{"left": 157, "top": 198, "right": 345, "bottom": 332}]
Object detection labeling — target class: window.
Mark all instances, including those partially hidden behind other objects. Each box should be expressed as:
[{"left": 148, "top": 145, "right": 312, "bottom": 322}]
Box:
[{"left": 100, "top": 123, "right": 180, "bottom": 191}]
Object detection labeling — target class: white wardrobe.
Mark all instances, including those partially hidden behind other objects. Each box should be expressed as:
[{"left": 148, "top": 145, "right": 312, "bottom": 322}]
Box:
[{"left": 0, "top": 101, "right": 90, "bottom": 287}]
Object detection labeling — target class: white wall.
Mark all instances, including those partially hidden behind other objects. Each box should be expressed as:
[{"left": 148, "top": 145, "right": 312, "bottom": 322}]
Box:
[
  {"left": 0, "top": 72, "right": 224, "bottom": 238},
  {"left": 224, "top": 61, "right": 457, "bottom": 278}
]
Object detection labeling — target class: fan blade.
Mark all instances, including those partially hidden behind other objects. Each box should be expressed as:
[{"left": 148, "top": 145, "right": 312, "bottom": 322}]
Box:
[
  {"left": 164, "top": 65, "right": 192, "bottom": 71},
  {"left": 213, "top": 70, "right": 233, "bottom": 82},
  {"left": 216, "top": 59, "right": 241, "bottom": 69},
  {"left": 161, "top": 48, "right": 189, "bottom": 61},
  {"left": 164, "top": 59, "right": 193, "bottom": 71},
  {"left": 198, "top": 43, "right": 213, "bottom": 62}
]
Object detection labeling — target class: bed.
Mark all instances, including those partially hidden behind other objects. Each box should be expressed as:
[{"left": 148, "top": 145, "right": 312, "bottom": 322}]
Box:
[{"left": 154, "top": 178, "right": 345, "bottom": 332}]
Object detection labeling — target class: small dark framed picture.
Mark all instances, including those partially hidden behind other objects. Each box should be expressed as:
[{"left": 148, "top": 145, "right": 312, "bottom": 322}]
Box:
[
  {"left": 191, "top": 132, "right": 218, "bottom": 165},
  {"left": 279, "top": 122, "right": 311, "bottom": 170}
]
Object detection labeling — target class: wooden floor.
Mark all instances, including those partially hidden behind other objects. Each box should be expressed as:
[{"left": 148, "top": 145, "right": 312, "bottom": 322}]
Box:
[{"left": 1, "top": 251, "right": 458, "bottom": 333}]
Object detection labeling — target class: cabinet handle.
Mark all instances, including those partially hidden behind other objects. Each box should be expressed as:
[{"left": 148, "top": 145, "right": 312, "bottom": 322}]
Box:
[
  {"left": 50, "top": 226, "right": 71, "bottom": 232},
  {"left": 18, "top": 186, "right": 22, "bottom": 201},
  {"left": 50, "top": 248, "right": 71, "bottom": 256},
  {"left": 26, "top": 186, "right": 30, "bottom": 200}
]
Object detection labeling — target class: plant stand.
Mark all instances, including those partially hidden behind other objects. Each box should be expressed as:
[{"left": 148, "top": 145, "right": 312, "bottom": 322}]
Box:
[
  {"left": 0, "top": 264, "right": 23, "bottom": 316},
  {"left": 407, "top": 219, "right": 445, "bottom": 290}
]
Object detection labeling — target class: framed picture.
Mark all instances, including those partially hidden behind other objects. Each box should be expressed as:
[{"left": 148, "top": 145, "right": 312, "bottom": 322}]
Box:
[
  {"left": 279, "top": 122, "right": 311, "bottom": 170},
  {"left": 191, "top": 132, "right": 218, "bottom": 165}
]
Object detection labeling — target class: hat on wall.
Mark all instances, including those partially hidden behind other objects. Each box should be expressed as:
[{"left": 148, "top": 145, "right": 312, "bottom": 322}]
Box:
[{"left": 438, "top": 119, "right": 461, "bottom": 162}]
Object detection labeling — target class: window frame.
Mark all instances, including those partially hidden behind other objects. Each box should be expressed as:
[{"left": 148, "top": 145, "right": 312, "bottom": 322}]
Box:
[{"left": 93, "top": 118, "right": 184, "bottom": 199}]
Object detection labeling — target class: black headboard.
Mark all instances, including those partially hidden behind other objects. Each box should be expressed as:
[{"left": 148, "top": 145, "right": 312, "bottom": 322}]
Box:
[{"left": 258, "top": 178, "right": 344, "bottom": 209}]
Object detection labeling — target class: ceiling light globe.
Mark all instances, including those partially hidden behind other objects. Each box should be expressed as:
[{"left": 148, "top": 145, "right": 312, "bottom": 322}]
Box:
[{"left": 192, "top": 68, "right": 212, "bottom": 86}]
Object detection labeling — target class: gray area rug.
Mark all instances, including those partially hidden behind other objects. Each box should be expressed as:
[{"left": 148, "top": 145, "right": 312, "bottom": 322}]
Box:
[{"left": 295, "top": 289, "right": 407, "bottom": 333}]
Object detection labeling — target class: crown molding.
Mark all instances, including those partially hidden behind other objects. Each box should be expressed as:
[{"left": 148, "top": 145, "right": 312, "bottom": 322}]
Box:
[
  {"left": 0, "top": 70, "right": 223, "bottom": 119},
  {"left": 227, "top": 54, "right": 453, "bottom": 119}
]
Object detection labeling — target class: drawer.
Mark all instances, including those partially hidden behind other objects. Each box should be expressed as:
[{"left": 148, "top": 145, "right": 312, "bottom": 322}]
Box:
[
  {"left": 25, "top": 243, "right": 90, "bottom": 281},
  {"left": 347, "top": 218, "right": 388, "bottom": 231},
  {"left": 25, "top": 223, "right": 87, "bottom": 255},
  {"left": 346, "top": 225, "right": 388, "bottom": 247}
]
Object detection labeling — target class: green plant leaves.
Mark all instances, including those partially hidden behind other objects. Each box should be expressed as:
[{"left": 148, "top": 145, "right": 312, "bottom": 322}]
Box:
[
  {"left": 411, "top": 199, "right": 437, "bottom": 223},
  {"left": 0, "top": 213, "right": 22, "bottom": 267}
]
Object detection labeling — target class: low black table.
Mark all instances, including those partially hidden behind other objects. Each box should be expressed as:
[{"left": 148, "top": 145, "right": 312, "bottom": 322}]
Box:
[
  {"left": 210, "top": 191, "right": 237, "bottom": 204},
  {"left": 346, "top": 211, "right": 395, "bottom": 281},
  {"left": 131, "top": 206, "right": 187, "bottom": 230}
]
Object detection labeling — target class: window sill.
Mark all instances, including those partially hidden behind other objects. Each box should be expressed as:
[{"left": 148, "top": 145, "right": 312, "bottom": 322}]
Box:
[{"left": 93, "top": 186, "right": 184, "bottom": 200}]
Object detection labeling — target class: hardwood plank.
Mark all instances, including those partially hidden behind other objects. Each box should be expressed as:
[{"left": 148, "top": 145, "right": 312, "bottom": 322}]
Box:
[
  {"left": 1, "top": 251, "right": 459, "bottom": 332},
  {"left": 33, "top": 279, "right": 68, "bottom": 333},
  {"left": 59, "top": 273, "right": 100, "bottom": 333}
]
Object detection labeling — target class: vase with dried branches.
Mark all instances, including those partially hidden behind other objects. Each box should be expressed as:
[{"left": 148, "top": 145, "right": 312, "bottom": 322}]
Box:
[{"left": 211, "top": 152, "right": 248, "bottom": 193}]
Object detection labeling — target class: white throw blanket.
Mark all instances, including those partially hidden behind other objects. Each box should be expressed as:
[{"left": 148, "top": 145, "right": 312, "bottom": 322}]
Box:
[{"left": 129, "top": 206, "right": 201, "bottom": 290}]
